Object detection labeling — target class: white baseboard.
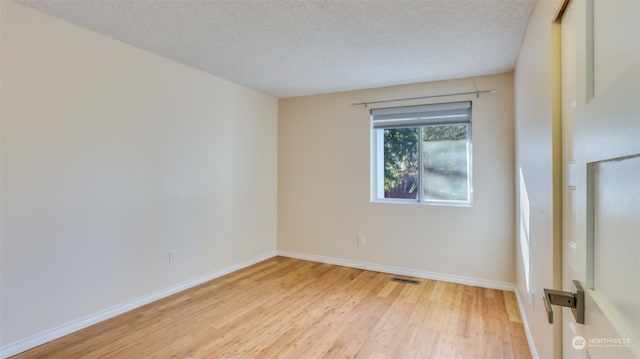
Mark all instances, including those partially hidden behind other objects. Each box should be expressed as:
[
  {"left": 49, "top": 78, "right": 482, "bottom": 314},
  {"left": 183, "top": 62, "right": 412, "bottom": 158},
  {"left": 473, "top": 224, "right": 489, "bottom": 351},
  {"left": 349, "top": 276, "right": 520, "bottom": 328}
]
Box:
[
  {"left": 277, "top": 250, "right": 516, "bottom": 291},
  {"left": 515, "top": 289, "right": 540, "bottom": 359},
  {"left": 0, "top": 250, "right": 277, "bottom": 359}
]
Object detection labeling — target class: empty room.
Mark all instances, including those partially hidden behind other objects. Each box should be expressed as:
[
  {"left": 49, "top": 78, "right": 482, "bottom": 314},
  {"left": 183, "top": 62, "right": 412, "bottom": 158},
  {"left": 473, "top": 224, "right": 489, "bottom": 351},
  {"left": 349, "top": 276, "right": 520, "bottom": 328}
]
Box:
[{"left": 1, "top": 0, "right": 638, "bottom": 358}]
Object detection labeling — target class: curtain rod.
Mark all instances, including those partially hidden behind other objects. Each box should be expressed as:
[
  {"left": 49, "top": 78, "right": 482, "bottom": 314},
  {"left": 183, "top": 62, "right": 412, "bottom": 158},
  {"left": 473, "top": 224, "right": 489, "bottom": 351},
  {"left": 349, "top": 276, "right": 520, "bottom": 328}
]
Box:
[{"left": 351, "top": 89, "right": 497, "bottom": 108}]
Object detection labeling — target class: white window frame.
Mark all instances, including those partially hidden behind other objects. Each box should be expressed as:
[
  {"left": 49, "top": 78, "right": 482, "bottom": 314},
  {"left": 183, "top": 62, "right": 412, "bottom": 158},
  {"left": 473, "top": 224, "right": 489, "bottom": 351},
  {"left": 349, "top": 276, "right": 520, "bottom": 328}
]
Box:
[{"left": 370, "top": 101, "right": 473, "bottom": 206}]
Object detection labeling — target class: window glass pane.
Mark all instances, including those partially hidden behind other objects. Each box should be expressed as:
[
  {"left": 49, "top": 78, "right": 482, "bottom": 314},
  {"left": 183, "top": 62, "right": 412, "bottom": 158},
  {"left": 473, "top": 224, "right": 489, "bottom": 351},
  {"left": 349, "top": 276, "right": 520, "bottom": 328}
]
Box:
[
  {"left": 383, "top": 127, "right": 419, "bottom": 200},
  {"left": 422, "top": 124, "right": 469, "bottom": 201}
]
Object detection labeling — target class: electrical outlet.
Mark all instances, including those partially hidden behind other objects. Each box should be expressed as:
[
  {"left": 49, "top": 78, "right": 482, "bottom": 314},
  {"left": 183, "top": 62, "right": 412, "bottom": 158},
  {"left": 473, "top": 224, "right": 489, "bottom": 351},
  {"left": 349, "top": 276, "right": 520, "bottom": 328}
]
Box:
[
  {"left": 357, "top": 234, "right": 365, "bottom": 247},
  {"left": 169, "top": 250, "right": 176, "bottom": 264}
]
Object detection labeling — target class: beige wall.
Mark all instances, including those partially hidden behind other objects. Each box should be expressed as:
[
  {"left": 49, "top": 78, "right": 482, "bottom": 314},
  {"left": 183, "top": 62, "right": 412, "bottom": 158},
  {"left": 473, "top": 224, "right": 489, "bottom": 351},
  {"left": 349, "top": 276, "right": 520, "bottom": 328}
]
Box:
[
  {"left": 278, "top": 73, "right": 515, "bottom": 285},
  {"left": 514, "top": 0, "right": 563, "bottom": 358},
  {"left": 0, "top": 1, "right": 277, "bottom": 347}
]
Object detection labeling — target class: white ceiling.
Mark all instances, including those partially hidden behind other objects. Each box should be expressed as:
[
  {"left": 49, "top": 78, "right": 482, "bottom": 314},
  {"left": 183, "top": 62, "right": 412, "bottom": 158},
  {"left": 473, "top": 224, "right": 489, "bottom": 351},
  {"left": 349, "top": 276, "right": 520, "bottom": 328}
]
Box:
[{"left": 18, "top": 0, "right": 536, "bottom": 98}]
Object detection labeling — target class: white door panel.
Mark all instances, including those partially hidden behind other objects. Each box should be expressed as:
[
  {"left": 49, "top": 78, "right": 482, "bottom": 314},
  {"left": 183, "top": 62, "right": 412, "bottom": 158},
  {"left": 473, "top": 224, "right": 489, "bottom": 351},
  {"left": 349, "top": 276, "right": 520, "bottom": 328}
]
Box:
[
  {"left": 588, "top": 156, "right": 640, "bottom": 354},
  {"left": 560, "top": 0, "right": 640, "bottom": 358},
  {"left": 593, "top": 0, "right": 640, "bottom": 96}
]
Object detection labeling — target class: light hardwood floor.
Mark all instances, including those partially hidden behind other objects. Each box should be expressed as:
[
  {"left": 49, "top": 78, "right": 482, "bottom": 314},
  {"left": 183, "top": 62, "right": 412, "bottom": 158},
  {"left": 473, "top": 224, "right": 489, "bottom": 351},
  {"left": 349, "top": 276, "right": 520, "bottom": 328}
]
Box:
[{"left": 13, "top": 257, "right": 531, "bottom": 358}]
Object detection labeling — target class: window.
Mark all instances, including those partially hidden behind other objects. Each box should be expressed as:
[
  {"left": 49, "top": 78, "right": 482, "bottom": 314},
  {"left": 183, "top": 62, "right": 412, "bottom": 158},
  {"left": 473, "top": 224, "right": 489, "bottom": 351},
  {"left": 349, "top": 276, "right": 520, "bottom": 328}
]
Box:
[{"left": 371, "top": 101, "right": 472, "bottom": 205}]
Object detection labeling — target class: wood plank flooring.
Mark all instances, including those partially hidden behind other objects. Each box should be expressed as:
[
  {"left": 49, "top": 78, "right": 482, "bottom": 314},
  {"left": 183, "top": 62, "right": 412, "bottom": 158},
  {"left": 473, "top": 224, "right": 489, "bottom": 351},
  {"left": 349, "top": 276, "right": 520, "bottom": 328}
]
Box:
[{"left": 12, "top": 257, "right": 531, "bottom": 358}]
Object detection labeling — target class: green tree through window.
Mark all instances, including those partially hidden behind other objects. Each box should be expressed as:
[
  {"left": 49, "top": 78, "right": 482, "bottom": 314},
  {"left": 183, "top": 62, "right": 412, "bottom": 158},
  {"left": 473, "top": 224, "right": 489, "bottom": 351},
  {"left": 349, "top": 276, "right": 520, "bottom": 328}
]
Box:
[{"left": 383, "top": 128, "right": 418, "bottom": 198}]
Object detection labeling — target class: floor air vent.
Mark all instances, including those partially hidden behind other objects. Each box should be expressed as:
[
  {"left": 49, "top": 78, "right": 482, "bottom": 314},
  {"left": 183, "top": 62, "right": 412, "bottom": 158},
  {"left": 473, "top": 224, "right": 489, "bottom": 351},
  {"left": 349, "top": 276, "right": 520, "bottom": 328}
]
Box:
[{"left": 391, "top": 277, "right": 421, "bottom": 285}]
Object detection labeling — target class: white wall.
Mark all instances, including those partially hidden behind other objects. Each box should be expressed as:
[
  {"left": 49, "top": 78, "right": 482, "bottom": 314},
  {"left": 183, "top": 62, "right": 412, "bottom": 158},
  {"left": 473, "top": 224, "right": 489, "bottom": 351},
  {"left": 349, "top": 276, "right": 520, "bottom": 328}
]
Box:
[
  {"left": 0, "top": 1, "right": 278, "bottom": 350},
  {"left": 513, "top": 1, "right": 563, "bottom": 358},
  {"left": 278, "top": 73, "right": 515, "bottom": 286}
]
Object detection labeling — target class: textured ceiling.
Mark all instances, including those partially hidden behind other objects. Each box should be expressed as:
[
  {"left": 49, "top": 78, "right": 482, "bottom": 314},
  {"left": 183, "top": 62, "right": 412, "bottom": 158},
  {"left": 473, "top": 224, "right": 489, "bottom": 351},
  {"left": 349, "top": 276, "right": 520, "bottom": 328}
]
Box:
[{"left": 18, "top": 0, "right": 536, "bottom": 98}]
